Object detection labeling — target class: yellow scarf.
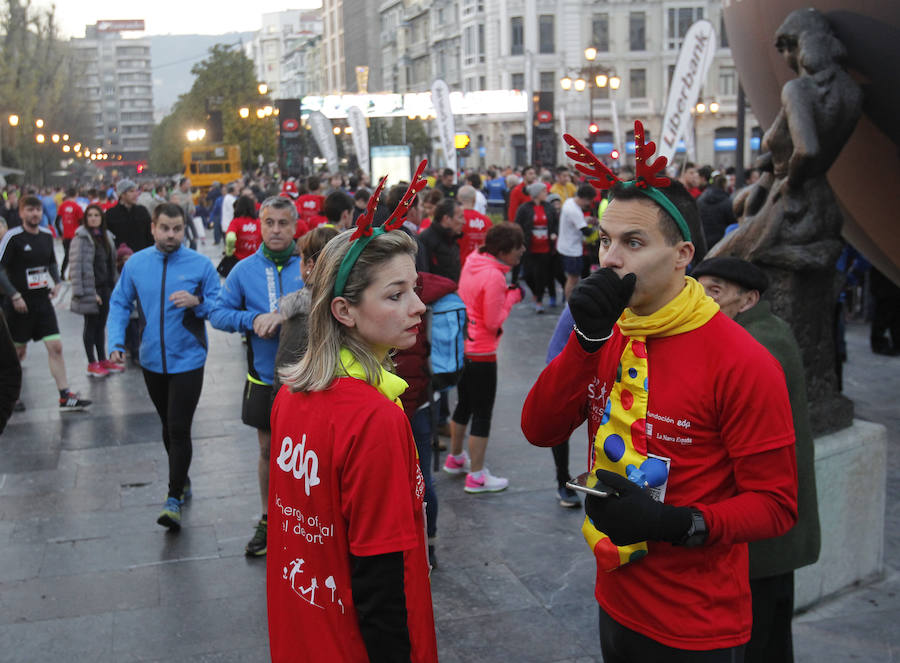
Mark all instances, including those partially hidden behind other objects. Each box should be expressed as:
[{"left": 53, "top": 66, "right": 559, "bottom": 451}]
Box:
[
  {"left": 582, "top": 277, "right": 718, "bottom": 570},
  {"left": 337, "top": 348, "right": 409, "bottom": 408}
]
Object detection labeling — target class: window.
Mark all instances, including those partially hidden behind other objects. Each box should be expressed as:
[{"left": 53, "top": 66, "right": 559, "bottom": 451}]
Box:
[
  {"left": 539, "top": 15, "right": 555, "bottom": 54},
  {"left": 592, "top": 13, "right": 609, "bottom": 52},
  {"left": 630, "top": 68, "right": 647, "bottom": 98},
  {"left": 720, "top": 15, "right": 729, "bottom": 49},
  {"left": 629, "top": 12, "right": 646, "bottom": 51},
  {"left": 719, "top": 66, "right": 736, "bottom": 96},
  {"left": 666, "top": 6, "right": 704, "bottom": 50},
  {"left": 479, "top": 75, "right": 486, "bottom": 90},
  {"left": 464, "top": 26, "right": 476, "bottom": 66},
  {"left": 478, "top": 24, "right": 485, "bottom": 63},
  {"left": 511, "top": 72, "right": 525, "bottom": 90},
  {"left": 539, "top": 71, "right": 555, "bottom": 91},
  {"left": 511, "top": 17, "right": 524, "bottom": 55}
]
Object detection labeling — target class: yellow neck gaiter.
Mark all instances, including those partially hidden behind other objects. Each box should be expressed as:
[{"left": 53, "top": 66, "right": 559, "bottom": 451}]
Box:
[
  {"left": 583, "top": 277, "right": 718, "bottom": 571},
  {"left": 337, "top": 348, "right": 408, "bottom": 408}
]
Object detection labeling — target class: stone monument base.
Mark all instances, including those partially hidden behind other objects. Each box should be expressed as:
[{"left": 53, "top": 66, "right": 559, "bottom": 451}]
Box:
[{"left": 795, "top": 419, "right": 887, "bottom": 611}]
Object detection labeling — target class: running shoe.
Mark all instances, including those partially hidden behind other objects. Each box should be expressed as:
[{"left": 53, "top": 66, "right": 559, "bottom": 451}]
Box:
[
  {"left": 101, "top": 359, "right": 125, "bottom": 374},
  {"left": 13, "top": 400, "right": 25, "bottom": 412},
  {"left": 59, "top": 392, "right": 91, "bottom": 412},
  {"left": 157, "top": 497, "right": 182, "bottom": 531},
  {"left": 548, "top": 296, "right": 557, "bottom": 308},
  {"left": 557, "top": 486, "right": 581, "bottom": 508},
  {"left": 245, "top": 517, "right": 267, "bottom": 557},
  {"left": 86, "top": 361, "right": 109, "bottom": 378},
  {"left": 179, "top": 477, "right": 192, "bottom": 504},
  {"left": 464, "top": 468, "right": 509, "bottom": 494},
  {"left": 535, "top": 302, "right": 545, "bottom": 314},
  {"left": 442, "top": 451, "right": 471, "bottom": 475}
]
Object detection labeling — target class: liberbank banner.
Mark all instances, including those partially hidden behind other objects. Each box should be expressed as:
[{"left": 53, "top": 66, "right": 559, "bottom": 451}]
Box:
[
  {"left": 300, "top": 90, "right": 528, "bottom": 120},
  {"left": 658, "top": 20, "right": 717, "bottom": 164}
]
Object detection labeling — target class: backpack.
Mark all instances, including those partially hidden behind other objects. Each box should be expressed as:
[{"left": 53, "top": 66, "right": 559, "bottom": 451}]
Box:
[{"left": 428, "top": 292, "right": 467, "bottom": 391}]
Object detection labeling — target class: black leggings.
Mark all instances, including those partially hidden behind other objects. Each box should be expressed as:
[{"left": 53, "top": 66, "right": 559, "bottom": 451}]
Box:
[
  {"left": 524, "top": 252, "right": 555, "bottom": 301},
  {"left": 61, "top": 238, "right": 72, "bottom": 279},
  {"left": 598, "top": 605, "right": 745, "bottom": 662},
  {"left": 552, "top": 439, "right": 572, "bottom": 487},
  {"left": 82, "top": 288, "right": 110, "bottom": 363},
  {"left": 451, "top": 359, "right": 497, "bottom": 437},
  {"left": 142, "top": 367, "right": 204, "bottom": 500}
]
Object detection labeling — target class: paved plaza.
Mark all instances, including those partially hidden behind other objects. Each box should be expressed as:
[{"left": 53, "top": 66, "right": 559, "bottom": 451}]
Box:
[{"left": 0, "top": 248, "right": 898, "bottom": 661}]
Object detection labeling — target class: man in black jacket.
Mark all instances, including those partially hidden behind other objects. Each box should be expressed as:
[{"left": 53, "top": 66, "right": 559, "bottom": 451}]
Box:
[
  {"left": 0, "top": 310, "right": 22, "bottom": 433},
  {"left": 106, "top": 179, "right": 153, "bottom": 253},
  {"left": 420, "top": 197, "right": 463, "bottom": 282}
]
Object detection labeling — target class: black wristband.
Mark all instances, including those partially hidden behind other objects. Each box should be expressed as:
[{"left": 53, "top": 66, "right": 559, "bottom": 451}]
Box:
[{"left": 675, "top": 508, "right": 708, "bottom": 547}]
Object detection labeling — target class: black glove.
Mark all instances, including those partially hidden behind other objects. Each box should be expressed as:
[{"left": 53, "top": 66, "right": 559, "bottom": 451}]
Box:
[
  {"left": 568, "top": 269, "right": 636, "bottom": 352},
  {"left": 584, "top": 469, "right": 693, "bottom": 546}
]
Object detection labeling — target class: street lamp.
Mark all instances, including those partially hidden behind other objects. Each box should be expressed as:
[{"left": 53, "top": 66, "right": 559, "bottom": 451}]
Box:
[
  {"left": 258, "top": 83, "right": 268, "bottom": 96},
  {"left": 8, "top": 115, "right": 18, "bottom": 127},
  {"left": 239, "top": 107, "right": 250, "bottom": 119},
  {"left": 186, "top": 128, "right": 206, "bottom": 142},
  {"left": 560, "top": 46, "right": 619, "bottom": 137},
  {"left": 35, "top": 133, "right": 45, "bottom": 143},
  {"left": 35, "top": 118, "right": 44, "bottom": 128}
]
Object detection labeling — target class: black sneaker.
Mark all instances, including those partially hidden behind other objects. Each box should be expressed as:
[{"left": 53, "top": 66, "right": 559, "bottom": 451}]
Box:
[
  {"left": 245, "top": 517, "right": 267, "bottom": 557},
  {"left": 59, "top": 392, "right": 91, "bottom": 412},
  {"left": 13, "top": 399, "right": 25, "bottom": 412},
  {"left": 558, "top": 485, "right": 581, "bottom": 508}
]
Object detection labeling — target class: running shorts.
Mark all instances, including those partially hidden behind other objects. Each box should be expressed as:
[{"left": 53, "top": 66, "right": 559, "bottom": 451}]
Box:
[
  {"left": 242, "top": 379, "right": 274, "bottom": 431},
  {"left": 4, "top": 295, "right": 59, "bottom": 344}
]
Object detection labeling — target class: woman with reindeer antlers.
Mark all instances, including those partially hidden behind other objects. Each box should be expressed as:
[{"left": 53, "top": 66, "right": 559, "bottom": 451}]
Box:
[{"left": 267, "top": 163, "right": 438, "bottom": 663}]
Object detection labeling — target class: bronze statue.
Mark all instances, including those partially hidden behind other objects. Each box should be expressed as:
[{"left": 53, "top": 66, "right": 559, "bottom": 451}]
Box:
[{"left": 709, "top": 8, "right": 862, "bottom": 433}]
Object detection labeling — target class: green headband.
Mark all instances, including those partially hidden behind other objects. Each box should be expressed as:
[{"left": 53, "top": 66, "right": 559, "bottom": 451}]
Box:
[
  {"left": 620, "top": 181, "right": 692, "bottom": 242},
  {"left": 333, "top": 228, "right": 386, "bottom": 298}
]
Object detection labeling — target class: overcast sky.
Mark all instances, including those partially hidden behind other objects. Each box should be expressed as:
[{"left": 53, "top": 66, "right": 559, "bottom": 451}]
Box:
[{"left": 46, "top": 0, "right": 322, "bottom": 39}]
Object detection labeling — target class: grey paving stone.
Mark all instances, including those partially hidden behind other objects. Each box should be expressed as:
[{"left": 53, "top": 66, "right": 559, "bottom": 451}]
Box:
[
  {"left": 0, "top": 541, "right": 45, "bottom": 583},
  {"left": 157, "top": 555, "right": 266, "bottom": 607},
  {"left": 111, "top": 596, "right": 268, "bottom": 660},
  {"left": 0, "top": 467, "right": 76, "bottom": 497},
  {"left": 39, "top": 525, "right": 220, "bottom": 577},
  {"left": 0, "top": 566, "right": 159, "bottom": 624},
  {"left": 0, "top": 612, "right": 123, "bottom": 663}
]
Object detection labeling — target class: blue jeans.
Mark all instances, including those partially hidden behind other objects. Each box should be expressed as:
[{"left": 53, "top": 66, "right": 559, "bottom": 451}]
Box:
[{"left": 410, "top": 405, "right": 438, "bottom": 539}]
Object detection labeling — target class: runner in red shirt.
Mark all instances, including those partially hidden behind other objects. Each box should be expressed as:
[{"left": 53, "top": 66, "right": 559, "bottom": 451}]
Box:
[
  {"left": 295, "top": 175, "right": 325, "bottom": 230},
  {"left": 268, "top": 178, "right": 437, "bottom": 663},
  {"left": 56, "top": 188, "right": 84, "bottom": 280},
  {"left": 457, "top": 185, "right": 491, "bottom": 265},
  {"left": 225, "top": 195, "right": 263, "bottom": 260},
  {"left": 507, "top": 165, "right": 537, "bottom": 223},
  {"left": 522, "top": 176, "right": 797, "bottom": 658}
]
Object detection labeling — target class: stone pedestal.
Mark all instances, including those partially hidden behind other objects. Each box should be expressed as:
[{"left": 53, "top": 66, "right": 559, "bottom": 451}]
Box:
[{"left": 795, "top": 419, "right": 887, "bottom": 611}]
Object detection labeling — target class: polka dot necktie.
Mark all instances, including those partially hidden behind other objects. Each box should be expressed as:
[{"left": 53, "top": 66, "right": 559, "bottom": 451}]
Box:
[{"left": 581, "top": 336, "right": 667, "bottom": 570}]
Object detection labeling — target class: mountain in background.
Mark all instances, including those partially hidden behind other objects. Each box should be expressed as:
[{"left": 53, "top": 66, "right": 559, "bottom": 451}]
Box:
[{"left": 150, "top": 32, "right": 255, "bottom": 121}]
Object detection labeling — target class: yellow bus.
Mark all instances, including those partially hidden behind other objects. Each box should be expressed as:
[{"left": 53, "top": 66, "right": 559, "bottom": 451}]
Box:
[{"left": 182, "top": 145, "right": 241, "bottom": 190}]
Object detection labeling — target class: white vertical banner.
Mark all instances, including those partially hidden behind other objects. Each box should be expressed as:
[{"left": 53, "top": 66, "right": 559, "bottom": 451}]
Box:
[
  {"left": 308, "top": 110, "right": 339, "bottom": 173},
  {"left": 430, "top": 79, "right": 457, "bottom": 179},
  {"left": 658, "top": 20, "right": 717, "bottom": 164},
  {"left": 347, "top": 106, "right": 370, "bottom": 176}
]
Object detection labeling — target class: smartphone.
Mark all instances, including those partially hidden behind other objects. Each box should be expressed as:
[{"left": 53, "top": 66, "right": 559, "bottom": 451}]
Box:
[{"left": 566, "top": 471, "right": 619, "bottom": 498}]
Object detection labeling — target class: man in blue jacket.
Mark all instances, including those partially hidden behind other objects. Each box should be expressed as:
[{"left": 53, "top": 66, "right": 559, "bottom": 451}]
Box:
[
  {"left": 210, "top": 196, "right": 302, "bottom": 556},
  {"left": 107, "top": 202, "right": 221, "bottom": 531}
]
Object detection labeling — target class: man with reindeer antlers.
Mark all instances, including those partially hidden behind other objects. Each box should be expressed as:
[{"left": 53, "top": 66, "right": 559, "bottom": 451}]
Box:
[{"left": 522, "top": 121, "right": 798, "bottom": 661}]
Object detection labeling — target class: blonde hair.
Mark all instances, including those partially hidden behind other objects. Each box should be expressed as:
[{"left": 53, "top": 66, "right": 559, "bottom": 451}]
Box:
[{"left": 280, "top": 228, "right": 418, "bottom": 392}]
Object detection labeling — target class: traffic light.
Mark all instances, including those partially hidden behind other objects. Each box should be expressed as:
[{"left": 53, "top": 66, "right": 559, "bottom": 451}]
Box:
[
  {"left": 455, "top": 133, "right": 471, "bottom": 157},
  {"left": 588, "top": 122, "right": 599, "bottom": 135},
  {"left": 610, "top": 149, "right": 620, "bottom": 160}
]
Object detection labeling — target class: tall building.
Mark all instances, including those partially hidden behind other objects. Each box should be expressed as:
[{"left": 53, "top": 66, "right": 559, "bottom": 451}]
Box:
[
  {"left": 247, "top": 10, "right": 323, "bottom": 99},
  {"left": 321, "top": 0, "right": 345, "bottom": 93},
  {"left": 376, "top": 0, "right": 756, "bottom": 168},
  {"left": 281, "top": 35, "right": 325, "bottom": 99},
  {"left": 70, "top": 21, "right": 154, "bottom": 164}
]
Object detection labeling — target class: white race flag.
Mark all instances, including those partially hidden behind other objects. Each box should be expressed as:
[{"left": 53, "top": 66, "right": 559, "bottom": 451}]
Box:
[
  {"left": 658, "top": 20, "right": 717, "bottom": 164},
  {"left": 308, "top": 110, "right": 339, "bottom": 173},
  {"left": 430, "top": 79, "right": 457, "bottom": 179},
  {"left": 347, "top": 106, "right": 370, "bottom": 177}
]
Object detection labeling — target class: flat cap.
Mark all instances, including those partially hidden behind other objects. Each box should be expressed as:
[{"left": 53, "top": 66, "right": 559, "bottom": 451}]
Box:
[{"left": 692, "top": 256, "right": 769, "bottom": 293}]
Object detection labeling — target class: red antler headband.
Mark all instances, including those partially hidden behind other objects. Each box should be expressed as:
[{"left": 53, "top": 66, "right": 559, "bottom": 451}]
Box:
[
  {"left": 564, "top": 120, "right": 691, "bottom": 242},
  {"left": 333, "top": 160, "right": 428, "bottom": 297}
]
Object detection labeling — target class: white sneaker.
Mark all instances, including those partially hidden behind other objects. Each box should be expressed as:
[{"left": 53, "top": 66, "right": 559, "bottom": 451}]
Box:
[
  {"left": 464, "top": 468, "right": 509, "bottom": 494},
  {"left": 442, "top": 451, "right": 471, "bottom": 475}
]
